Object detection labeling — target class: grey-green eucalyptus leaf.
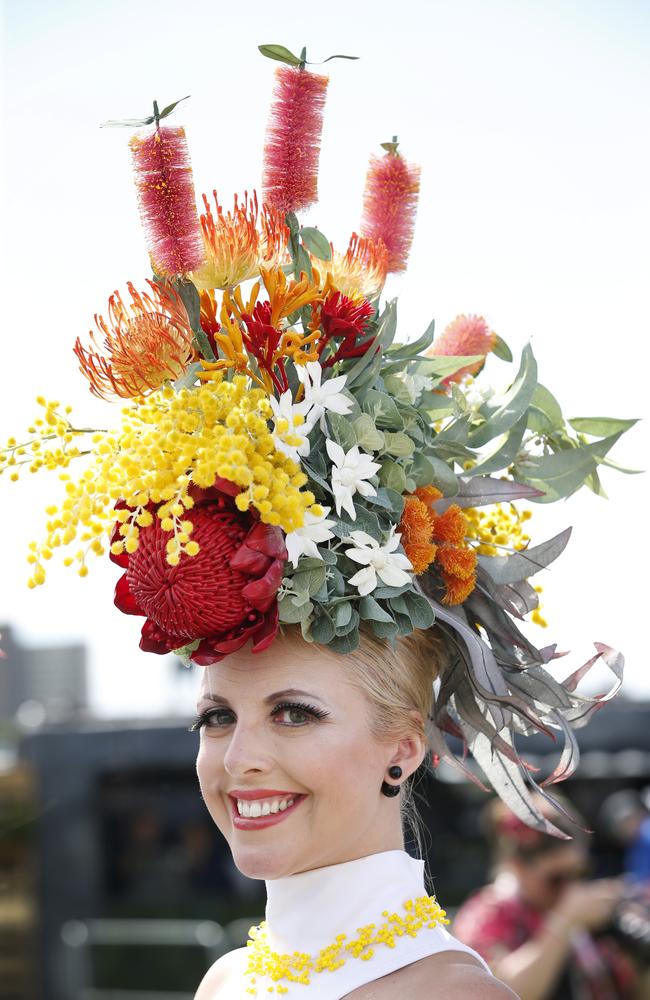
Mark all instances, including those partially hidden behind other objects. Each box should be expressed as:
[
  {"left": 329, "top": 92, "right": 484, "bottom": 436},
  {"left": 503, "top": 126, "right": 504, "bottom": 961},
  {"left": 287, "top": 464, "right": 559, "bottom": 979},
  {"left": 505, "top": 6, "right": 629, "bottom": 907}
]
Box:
[{"left": 299, "top": 227, "right": 332, "bottom": 260}]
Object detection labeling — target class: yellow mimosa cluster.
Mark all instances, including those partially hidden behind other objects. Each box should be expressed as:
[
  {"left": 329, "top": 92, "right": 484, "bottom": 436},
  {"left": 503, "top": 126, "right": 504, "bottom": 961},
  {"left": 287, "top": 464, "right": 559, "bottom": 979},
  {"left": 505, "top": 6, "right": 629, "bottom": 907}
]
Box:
[
  {"left": 11, "top": 376, "right": 316, "bottom": 587},
  {"left": 244, "top": 895, "right": 449, "bottom": 994},
  {"left": 0, "top": 397, "right": 86, "bottom": 480},
  {"left": 464, "top": 502, "right": 532, "bottom": 556}
]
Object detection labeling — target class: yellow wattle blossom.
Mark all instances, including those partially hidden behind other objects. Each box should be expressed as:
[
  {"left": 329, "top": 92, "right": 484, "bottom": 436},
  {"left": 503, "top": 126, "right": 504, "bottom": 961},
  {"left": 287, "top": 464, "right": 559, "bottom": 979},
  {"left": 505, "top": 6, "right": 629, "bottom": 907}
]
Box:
[
  {"left": 6, "top": 377, "right": 316, "bottom": 587},
  {"left": 464, "top": 502, "right": 532, "bottom": 556},
  {"left": 0, "top": 398, "right": 86, "bottom": 481},
  {"left": 244, "top": 895, "right": 448, "bottom": 994},
  {"left": 465, "top": 503, "right": 548, "bottom": 627}
]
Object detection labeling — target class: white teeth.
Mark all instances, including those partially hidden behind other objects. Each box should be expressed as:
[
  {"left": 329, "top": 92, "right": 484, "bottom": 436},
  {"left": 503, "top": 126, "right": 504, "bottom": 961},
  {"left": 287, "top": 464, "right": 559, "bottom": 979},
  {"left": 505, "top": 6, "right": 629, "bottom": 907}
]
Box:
[{"left": 235, "top": 795, "right": 297, "bottom": 818}]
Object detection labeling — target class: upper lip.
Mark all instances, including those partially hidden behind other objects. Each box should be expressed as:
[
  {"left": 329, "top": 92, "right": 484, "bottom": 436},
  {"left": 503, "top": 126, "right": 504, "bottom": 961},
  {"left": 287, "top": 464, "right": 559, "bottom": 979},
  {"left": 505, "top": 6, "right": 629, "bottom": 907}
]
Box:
[{"left": 229, "top": 788, "right": 302, "bottom": 801}]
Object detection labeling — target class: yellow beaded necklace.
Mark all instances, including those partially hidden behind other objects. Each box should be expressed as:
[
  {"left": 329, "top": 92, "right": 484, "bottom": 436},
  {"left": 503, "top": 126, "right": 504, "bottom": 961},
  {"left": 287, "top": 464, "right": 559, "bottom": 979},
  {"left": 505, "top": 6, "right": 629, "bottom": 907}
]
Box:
[{"left": 244, "top": 894, "right": 449, "bottom": 995}]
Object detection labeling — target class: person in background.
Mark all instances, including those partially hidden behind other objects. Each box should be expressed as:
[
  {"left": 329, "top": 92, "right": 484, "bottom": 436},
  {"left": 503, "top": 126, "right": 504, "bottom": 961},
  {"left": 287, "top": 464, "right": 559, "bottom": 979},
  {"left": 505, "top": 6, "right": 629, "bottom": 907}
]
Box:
[
  {"left": 599, "top": 790, "right": 650, "bottom": 885},
  {"left": 452, "top": 795, "right": 641, "bottom": 1000}
]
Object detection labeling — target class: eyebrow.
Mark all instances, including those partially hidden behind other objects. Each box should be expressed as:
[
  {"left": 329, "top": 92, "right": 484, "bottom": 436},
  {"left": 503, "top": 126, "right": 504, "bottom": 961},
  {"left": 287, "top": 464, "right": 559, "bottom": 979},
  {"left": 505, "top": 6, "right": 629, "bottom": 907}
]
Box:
[{"left": 197, "top": 688, "right": 328, "bottom": 708}]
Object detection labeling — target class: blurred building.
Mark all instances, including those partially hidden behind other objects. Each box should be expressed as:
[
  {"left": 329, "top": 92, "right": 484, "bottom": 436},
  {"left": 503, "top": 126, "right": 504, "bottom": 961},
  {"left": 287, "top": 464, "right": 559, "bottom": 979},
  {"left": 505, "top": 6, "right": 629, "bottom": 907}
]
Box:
[
  {"left": 0, "top": 626, "right": 88, "bottom": 1000},
  {"left": 0, "top": 624, "right": 88, "bottom": 726}
]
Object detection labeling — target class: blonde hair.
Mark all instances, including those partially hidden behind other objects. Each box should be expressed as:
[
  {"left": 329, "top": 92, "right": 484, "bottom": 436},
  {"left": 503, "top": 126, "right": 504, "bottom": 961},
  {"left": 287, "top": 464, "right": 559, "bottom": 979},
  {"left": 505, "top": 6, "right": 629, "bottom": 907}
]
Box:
[{"left": 279, "top": 624, "right": 448, "bottom": 854}]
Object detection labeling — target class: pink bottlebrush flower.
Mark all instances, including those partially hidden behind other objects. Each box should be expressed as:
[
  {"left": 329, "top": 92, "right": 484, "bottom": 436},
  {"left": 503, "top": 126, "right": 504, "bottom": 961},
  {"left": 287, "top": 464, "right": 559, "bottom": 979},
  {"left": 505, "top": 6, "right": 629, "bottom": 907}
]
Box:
[
  {"left": 360, "top": 147, "right": 421, "bottom": 273},
  {"left": 262, "top": 66, "right": 329, "bottom": 215},
  {"left": 428, "top": 314, "right": 497, "bottom": 385},
  {"left": 129, "top": 126, "right": 205, "bottom": 278}
]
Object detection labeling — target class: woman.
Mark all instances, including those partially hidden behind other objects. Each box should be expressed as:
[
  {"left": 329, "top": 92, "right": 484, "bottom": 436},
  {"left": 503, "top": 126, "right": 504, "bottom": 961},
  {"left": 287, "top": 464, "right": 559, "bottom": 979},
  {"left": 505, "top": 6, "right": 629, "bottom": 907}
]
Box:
[
  {"left": 453, "top": 798, "right": 640, "bottom": 1000},
  {"left": 3, "top": 41, "right": 631, "bottom": 1000},
  {"left": 193, "top": 626, "right": 516, "bottom": 998}
]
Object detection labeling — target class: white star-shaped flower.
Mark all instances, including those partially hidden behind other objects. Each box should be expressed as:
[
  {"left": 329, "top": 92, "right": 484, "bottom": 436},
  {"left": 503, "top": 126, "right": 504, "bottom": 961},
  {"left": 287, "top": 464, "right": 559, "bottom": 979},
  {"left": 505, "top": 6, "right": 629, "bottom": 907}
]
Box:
[
  {"left": 344, "top": 528, "right": 413, "bottom": 596},
  {"left": 326, "top": 439, "right": 381, "bottom": 520},
  {"left": 296, "top": 361, "right": 353, "bottom": 432},
  {"left": 284, "top": 507, "right": 336, "bottom": 568},
  {"left": 396, "top": 372, "right": 434, "bottom": 404},
  {"left": 269, "top": 390, "right": 312, "bottom": 462}
]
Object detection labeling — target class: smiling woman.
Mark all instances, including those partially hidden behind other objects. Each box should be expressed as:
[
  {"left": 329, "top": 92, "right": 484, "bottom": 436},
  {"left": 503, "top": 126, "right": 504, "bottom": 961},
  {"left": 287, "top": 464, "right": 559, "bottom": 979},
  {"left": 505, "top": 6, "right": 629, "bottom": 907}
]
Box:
[
  {"left": 192, "top": 627, "right": 512, "bottom": 999},
  {"left": 1, "top": 29, "right": 636, "bottom": 1000}
]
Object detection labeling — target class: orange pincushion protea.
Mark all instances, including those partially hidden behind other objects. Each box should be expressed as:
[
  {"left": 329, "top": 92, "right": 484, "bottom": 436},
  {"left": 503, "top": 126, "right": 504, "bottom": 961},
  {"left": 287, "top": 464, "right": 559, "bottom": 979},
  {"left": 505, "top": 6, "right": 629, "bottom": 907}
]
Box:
[
  {"left": 74, "top": 281, "right": 195, "bottom": 400},
  {"left": 316, "top": 233, "right": 389, "bottom": 300},
  {"left": 398, "top": 485, "right": 477, "bottom": 605},
  {"left": 191, "top": 191, "right": 288, "bottom": 290}
]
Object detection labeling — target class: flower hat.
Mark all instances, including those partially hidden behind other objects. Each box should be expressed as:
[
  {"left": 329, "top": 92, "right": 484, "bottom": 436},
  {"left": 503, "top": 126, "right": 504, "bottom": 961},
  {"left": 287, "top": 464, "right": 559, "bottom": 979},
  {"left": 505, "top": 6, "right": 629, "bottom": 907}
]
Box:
[{"left": 1, "top": 45, "right": 637, "bottom": 835}]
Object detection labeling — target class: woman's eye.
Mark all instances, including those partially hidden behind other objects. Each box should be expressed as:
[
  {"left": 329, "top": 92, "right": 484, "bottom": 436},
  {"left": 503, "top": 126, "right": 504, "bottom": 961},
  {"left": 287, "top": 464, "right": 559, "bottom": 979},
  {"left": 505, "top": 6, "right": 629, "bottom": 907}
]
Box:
[
  {"left": 273, "top": 706, "right": 310, "bottom": 726},
  {"left": 190, "top": 708, "right": 235, "bottom": 731},
  {"left": 271, "top": 702, "right": 328, "bottom": 726}
]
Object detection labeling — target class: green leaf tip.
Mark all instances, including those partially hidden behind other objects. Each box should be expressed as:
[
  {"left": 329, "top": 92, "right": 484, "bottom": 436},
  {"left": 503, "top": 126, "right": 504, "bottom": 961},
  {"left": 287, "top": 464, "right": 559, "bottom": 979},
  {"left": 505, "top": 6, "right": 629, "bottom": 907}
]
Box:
[
  {"left": 258, "top": 44, "right": 303, "bottom": 67},
  {"left": 100, "top": 95, "right": 190, "bottom": 129},
  {"left": 380, "top": 136, "right": 399, "bottom": 154}
]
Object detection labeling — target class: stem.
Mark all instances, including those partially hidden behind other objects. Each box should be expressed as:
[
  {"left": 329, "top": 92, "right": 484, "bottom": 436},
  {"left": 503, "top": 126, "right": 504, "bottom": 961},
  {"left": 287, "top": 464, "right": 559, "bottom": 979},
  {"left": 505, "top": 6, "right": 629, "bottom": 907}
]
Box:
[{"left": 153, "top": 100, "right": 160, "bottom": 127}]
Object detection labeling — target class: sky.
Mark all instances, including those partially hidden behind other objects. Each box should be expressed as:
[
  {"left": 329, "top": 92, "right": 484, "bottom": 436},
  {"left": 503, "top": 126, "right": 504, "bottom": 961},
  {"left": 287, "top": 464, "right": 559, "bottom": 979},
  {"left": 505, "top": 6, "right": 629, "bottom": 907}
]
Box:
[{"left": 1, "top": 0, "right": 649, "bottom": 717}]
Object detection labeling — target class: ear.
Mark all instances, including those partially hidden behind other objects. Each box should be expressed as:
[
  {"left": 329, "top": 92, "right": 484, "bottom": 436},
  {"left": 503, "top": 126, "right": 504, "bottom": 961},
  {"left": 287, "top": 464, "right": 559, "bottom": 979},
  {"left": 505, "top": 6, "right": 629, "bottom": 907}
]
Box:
[{"left": 388, "top": 713, "right": 427, "bottom": 779}]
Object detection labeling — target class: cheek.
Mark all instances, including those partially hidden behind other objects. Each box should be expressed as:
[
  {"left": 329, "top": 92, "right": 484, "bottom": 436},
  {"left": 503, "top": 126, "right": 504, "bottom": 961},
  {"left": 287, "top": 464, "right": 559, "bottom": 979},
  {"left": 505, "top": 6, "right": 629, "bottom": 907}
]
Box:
[
  {"left": 305, "top": 728, "right": 383, "bottom": 803},
  {"left": 196, "top": 740, "right": 228, "bottom": 818}
]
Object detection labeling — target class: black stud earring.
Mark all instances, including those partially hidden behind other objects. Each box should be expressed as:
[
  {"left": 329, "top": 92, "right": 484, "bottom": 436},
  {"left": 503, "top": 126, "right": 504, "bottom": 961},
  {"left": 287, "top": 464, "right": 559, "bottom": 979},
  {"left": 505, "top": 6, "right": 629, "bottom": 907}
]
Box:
[{"left": 381, "top": 765, "right": 403, "bottom": 797}]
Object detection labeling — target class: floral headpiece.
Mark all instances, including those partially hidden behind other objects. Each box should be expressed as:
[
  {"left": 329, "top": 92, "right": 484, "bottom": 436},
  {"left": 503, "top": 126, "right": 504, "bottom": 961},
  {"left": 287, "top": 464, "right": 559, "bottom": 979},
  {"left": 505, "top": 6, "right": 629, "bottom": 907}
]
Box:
[{"left": 2, "top": 45, "right": 636, "bottom": 834}]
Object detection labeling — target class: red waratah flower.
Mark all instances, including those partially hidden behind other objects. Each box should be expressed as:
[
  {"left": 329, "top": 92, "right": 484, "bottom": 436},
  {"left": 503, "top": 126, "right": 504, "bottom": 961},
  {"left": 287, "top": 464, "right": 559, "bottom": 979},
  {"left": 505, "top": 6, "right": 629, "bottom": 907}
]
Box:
[
  {"left": 428, "top": 314, "right": 496, "bottom": 385},
  {"left": 360, "top": 145, "right": 421, "bottom": 273},
  {"left": 110, "top": 484, "right": 287, "bottom": 665},
  {"left": 316, "top": 291, "right": 375, "bottom": 368},
  {"left": 262, "top": 66, "right": 329, "bottom": 214}
]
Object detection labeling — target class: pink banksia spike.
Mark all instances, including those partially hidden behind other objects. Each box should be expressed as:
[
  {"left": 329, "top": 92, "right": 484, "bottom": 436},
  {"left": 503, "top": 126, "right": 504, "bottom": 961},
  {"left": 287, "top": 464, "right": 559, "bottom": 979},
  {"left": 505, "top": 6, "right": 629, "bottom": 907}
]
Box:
[
  {"left": 262, "top": 66, "right": 329, "bottom": 215},
  {"left": 129, "top": 122, "right": 205, "bottom": 278},
  {"left": 360, "top": 139, "right": 421, "bottom": 273}
]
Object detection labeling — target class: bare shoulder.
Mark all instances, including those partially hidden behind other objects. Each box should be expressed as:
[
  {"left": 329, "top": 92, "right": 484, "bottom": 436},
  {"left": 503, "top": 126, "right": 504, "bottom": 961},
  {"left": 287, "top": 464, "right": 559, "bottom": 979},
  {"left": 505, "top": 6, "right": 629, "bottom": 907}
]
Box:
[
  {"left": 346, "top": 951, "right": 518, "bottom": 999},
  {"left": 193, "top": 947, "right": 246, "bottom": 999}
]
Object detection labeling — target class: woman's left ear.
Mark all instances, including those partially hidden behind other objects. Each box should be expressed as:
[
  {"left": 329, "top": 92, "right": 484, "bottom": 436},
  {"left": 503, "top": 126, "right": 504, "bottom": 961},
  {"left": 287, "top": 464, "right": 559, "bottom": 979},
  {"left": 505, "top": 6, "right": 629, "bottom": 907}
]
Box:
[{"left": 389, "top": 730, "right": 426, "bottom": 780}]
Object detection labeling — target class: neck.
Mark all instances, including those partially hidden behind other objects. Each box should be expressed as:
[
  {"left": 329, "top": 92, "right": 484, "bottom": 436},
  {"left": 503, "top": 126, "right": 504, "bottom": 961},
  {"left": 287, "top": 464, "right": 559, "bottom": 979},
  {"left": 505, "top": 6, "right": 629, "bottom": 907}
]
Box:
[{"left": 264, "top": 849, "right": 426, "bottom": 953}]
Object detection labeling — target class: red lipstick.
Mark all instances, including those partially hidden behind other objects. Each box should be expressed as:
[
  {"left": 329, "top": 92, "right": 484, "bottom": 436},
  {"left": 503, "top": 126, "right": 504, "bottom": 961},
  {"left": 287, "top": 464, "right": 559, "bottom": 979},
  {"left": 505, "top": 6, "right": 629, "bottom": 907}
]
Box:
[{"left": 228, "top": 790, "right": 306, "bottom": 831}]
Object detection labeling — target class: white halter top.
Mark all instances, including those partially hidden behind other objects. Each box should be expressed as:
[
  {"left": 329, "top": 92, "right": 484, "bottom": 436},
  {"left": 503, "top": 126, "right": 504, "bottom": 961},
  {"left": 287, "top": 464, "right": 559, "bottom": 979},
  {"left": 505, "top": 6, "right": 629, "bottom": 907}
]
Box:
[{"left": 215, "top": 850, "right": 490, "bottom": 998}]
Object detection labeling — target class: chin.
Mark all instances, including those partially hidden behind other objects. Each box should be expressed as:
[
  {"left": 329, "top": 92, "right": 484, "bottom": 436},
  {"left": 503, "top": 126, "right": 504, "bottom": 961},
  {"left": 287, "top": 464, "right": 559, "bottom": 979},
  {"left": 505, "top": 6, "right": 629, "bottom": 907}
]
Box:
[{"left": 230, "top": 841, "right": 299, "bottom": 880}]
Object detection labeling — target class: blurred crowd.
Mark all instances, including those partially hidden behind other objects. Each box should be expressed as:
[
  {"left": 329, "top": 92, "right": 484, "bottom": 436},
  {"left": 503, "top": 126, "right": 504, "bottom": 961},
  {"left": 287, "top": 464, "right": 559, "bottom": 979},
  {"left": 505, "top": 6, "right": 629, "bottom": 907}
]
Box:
[{"left": 452, "top": 788, "right": 650, "bottom": 1000}]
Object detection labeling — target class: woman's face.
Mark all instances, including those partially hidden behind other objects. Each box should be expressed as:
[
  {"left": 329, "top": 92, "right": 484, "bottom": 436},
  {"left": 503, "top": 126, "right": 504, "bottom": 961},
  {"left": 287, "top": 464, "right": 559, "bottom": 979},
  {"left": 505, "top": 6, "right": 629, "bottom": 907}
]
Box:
[{"left": 195, "top": 634, "right": 419, "bottom": 880}]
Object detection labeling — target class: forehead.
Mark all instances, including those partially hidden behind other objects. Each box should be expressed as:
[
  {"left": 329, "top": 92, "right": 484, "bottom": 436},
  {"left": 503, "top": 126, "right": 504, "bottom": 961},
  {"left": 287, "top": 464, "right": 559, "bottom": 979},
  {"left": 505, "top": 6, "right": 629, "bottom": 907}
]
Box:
[{"left": 197, "top": 636, "right": 357, "bottom": 704}]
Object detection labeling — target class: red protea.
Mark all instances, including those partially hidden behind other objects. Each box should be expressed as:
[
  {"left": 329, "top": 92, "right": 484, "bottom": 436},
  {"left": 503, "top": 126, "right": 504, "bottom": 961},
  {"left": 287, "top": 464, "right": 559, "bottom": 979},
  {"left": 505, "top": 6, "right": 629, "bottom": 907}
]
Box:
[
  {"left": 360, "top": 144, "right": 421, "bottom": 273},
  {"left": 130, "top": 125, "right": 205, "bottom": 277},
  {"left": 262, "top": 66, "right": 329, "bottom": 214},
  {"left": 428, "top": 314, "right": 496, "bottom": 385},
  {"left": 110, "top": 485, "right": 287, "bottom": 665}
]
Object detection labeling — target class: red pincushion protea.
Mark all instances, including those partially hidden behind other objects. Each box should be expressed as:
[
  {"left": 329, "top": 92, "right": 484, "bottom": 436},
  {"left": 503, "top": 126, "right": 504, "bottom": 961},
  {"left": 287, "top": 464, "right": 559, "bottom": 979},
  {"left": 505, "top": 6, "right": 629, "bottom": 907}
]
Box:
[
  {"left": 360, "top": 147, "right": 421, "bottom": 273},
  {"left": 110, "top": 486, "right": 287, "bottom": 665},
  {"left": 262, "top": 66, "right": 329, "bottom": 214}
]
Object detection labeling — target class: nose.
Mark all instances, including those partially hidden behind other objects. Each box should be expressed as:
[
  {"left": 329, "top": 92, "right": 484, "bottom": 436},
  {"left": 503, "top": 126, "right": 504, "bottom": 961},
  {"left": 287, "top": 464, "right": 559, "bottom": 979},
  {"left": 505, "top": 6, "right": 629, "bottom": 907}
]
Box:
[{"left": 222, "top": 719, "right": 274, "bottom": 779}]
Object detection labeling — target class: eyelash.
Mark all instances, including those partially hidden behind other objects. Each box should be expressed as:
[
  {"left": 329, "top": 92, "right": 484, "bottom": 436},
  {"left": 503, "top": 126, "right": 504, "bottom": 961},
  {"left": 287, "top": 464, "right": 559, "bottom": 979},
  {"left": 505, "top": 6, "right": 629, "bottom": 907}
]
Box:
[{"left": 188, "top": 701, "right": 329, "bottom": 732}]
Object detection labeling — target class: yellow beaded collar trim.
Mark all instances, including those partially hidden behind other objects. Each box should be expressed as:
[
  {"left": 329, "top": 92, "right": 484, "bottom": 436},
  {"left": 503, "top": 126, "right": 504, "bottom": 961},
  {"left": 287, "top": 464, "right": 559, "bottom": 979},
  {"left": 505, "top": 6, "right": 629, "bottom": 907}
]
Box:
[{"left": 244, "top": 894, "right": 449, "bottom": 995}]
